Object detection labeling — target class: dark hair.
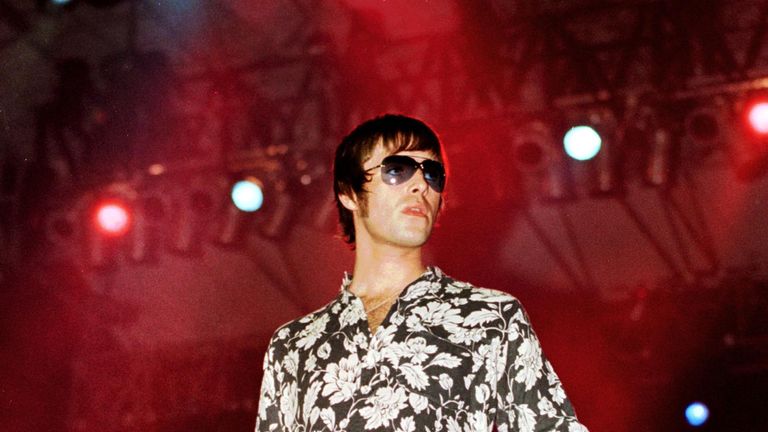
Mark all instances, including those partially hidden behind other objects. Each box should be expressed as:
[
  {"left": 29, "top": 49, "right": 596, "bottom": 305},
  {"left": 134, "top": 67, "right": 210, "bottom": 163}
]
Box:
[{"left": 333, "top": 114, "right": 445, "bottom": 245}]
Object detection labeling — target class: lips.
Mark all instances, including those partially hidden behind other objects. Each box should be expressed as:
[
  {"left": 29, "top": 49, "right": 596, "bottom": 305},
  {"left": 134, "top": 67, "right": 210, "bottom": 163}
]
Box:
[{"left": 402, "top": 204, "right": 428, "bottom": 218}]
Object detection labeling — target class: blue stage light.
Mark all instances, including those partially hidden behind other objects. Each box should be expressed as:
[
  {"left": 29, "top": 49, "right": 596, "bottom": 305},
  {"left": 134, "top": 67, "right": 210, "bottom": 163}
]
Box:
[
  {"left": 563, "top": 125, "right": 602, "bottom": 161},
  {"left": 685, "top": 402, "right": 710, "bottom": 427},
  {"left": 231, "top": 178, "right": 264, "bottom": 212}
]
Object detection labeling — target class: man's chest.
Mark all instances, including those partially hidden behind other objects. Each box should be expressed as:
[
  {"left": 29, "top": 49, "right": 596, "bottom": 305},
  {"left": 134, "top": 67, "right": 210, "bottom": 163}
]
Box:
[
  {"left": 289, "top": 320, "right": 503, "bottom": 431},
  {"left": 364, "top": 297, "right": 398, "bottom": 334}
]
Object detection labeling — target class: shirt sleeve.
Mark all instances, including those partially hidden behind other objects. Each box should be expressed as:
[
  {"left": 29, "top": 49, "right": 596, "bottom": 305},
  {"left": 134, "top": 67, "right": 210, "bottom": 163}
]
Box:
[
  {"left": 494, "top": 303, "right": 589, "bottom": 432},
  {"left": 255, "top": 336, "right": 282, "bottom": 432}
]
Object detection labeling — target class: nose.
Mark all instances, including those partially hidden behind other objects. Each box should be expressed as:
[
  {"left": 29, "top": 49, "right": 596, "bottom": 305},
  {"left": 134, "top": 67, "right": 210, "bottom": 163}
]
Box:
[{"left": 408, "top": 167, "right": 429, "bottom": 194}]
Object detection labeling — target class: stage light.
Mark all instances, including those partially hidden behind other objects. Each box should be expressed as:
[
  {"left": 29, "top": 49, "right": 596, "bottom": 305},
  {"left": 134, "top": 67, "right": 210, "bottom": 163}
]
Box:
[
  {"left": 733, "top": 98, "right": 768, "bottom": 180},
  {"left": 231, "top": 178, "right": 264, "bottom": 212},
  {"left": 38, "top": 0, "right": 78, "bottom": 13},
  {"left": 84, "top": 183, "right": 137, "bottom": 268},
  {"left": 686, "top": 107, "right": 720, "bottom": 143},
  {"left": 679, "top": 98, "right": 733, "bottom": 170},
  {"left": 747, "top": 101, "right": 768, "bottom": 135},
  {"left": 513, "top": 120, "right": 555, "bottom": 173},
  {"left": 563, "top": 126, "right": 602, "bottom": 161},
  {"left": 94, "top": 201, "right": 131, "bottom": 236},
  {"left": 87, "top": 201, "right": 130, "bottom": 269},
  {"left": 508, "top": 120, "right": 572, "bottom": 201},
  {"left": 685, "top": 402, "right": 710, "bottom": 427}
]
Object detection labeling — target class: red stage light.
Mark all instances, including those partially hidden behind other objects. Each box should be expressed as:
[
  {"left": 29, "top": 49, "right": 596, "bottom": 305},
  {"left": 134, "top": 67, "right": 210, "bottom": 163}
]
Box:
[
  {"left": 747, "top": 102, "right": 768, "bottom": 134},
  {"left": 95, "top": 202, "right": 131, "bottom": 236}
]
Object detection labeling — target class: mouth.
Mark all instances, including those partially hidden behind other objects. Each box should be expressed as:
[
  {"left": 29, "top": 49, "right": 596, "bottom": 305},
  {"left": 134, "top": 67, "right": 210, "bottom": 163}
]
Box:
[{"left": 402, "top": 205, "right": 428, "bottom": 218}]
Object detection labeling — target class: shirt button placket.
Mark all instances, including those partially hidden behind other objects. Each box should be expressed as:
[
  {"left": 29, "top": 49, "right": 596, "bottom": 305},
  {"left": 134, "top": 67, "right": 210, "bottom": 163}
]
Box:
[{"left": 360, "top": 327, "right": 377, "bottom": 386}]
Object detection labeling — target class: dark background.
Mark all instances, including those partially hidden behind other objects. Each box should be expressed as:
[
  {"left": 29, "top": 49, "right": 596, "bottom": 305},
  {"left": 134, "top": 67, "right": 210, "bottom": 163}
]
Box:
[{"left": 1, "top": 1, "right": 767, "bottom": 430}]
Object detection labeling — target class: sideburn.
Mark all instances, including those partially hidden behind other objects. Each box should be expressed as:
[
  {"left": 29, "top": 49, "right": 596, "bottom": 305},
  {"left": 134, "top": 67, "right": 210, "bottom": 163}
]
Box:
[{"left": 355, "top": 191, "right": 370, "bottom": 218}]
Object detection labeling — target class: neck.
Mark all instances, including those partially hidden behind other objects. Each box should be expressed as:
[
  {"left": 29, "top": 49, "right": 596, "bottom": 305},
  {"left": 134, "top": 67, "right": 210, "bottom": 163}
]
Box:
[{"left": 349, "top": 241, "right": 427, "bottom": 299}]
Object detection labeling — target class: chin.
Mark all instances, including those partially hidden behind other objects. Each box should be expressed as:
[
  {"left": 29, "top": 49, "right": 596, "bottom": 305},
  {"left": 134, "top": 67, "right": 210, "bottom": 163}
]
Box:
[
  {"left": 399, "top": 239, "right": 428, "bottom": 248},
  {"left": 394, "top": 231, "right": 431, "bottom": 248}
]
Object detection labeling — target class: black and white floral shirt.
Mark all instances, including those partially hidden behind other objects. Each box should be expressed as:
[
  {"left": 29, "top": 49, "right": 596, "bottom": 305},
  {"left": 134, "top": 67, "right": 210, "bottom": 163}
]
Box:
[{"left": 255, "top": 267, "right": 588, "bottom": 432}]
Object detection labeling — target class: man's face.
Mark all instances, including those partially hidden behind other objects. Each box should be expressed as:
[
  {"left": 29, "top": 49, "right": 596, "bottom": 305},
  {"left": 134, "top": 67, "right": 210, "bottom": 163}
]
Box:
[{"left": 345, "top": 144, "right": 443, "bottom": 250}]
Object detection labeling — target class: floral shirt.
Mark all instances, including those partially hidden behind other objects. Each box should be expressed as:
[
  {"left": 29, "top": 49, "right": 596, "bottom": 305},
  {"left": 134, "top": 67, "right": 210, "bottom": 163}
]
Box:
[{"left": 255, "top": 267, "right": 588, "bottom": 432}]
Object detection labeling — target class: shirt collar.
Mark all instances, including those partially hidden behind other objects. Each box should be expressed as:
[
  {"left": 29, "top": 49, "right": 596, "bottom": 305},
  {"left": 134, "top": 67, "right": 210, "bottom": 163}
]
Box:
[{"left": 339, "top": 266, "right": 443, "bottom": 297}]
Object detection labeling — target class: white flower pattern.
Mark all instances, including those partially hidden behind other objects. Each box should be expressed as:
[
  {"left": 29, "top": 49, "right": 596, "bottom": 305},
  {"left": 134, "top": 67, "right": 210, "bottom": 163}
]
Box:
[
  {"left": 255, "top": 267, "right": 587, "bottom": 431},
  {"left": 321, "top": 353, "right": 361, "bottom": 404},
  {"left": 359, "top": 387, "right": 409, "bottom": 429}
]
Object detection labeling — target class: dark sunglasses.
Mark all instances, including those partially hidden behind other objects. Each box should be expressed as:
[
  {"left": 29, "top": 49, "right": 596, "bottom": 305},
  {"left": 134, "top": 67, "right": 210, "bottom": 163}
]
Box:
[{"left": 365, "top": 155, "right": 446, "bottom": 193}]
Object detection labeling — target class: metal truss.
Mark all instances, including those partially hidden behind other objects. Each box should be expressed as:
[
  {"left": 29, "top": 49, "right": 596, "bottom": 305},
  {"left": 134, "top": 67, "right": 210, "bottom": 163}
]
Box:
[
  {"left": 165, "top": 0, "right": 768, "bottom": 160},
  {"left": 6, "top": 0, "right": 768, "bottom": 168},
  {"left": 4, "top": 0, "right": 767, "bottom": 274},
  {"left": 6, "top": 0, "right": 768, "bottom": 141}
]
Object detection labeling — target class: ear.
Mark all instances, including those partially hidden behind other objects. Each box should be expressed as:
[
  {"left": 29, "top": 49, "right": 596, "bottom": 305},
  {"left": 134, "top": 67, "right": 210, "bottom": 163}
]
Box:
[{"left": 338, "top": 192, "right": 359, "bottom": 212}]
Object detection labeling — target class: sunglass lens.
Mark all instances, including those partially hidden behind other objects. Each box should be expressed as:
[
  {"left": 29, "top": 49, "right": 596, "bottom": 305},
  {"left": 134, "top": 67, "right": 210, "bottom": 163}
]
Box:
[
  {"left": 422, "top": 160, "right": 445, "bottom": 192},
  {"left": 380, "top": 156, "right": 445, "bottom": 192},
  {"left": 381, "top": 158, "right": 416, "bottom": 185},
  {"left": 421, "top": 161, "right": 442, "bottom": 180}
]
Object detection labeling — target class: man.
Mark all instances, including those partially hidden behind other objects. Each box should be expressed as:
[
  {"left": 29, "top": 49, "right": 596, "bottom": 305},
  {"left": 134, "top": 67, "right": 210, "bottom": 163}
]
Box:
[{"left": 255, "top": 114, "right": 588, "bottom": 431}]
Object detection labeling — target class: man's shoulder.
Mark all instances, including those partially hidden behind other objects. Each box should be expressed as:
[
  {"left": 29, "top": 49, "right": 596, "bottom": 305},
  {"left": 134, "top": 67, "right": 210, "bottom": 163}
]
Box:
[
  {"left": 437, "top": 272, "right": 521, "bottom": 307},
  {"left": 267, "top": 297, "right": 339, "bottom": 347},
  {"left": 411, "top": 271, "right": 534, "bottom": 337}
]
